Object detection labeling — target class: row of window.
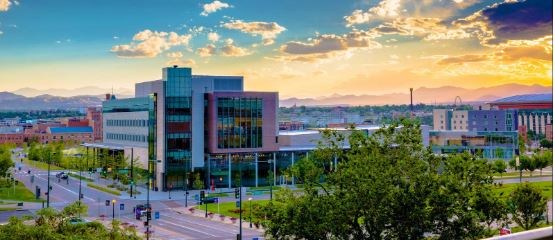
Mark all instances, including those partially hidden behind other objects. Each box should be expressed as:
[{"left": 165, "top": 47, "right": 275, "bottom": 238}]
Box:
[
  {"left": 106, "top": 133, "right": 147, "bottom": 142},
  {"left": 106, "top": 119, "right": 148, "bottom": 127}
]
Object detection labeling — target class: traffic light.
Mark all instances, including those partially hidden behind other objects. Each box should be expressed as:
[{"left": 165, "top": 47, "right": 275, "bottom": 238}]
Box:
[
  {"left": 234, "top": 188, "right": 239, "bottom": 199},
  {"left": 146, "top": 211, "right": 152, "bottom": 221},
  {"left": 200, "top": 190, "right": 205, "bottom": 201}
]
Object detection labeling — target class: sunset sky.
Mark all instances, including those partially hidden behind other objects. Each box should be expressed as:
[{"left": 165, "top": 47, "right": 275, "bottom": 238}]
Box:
[{"left": 0, "top": 0, "right": 552, "bottom": 98}]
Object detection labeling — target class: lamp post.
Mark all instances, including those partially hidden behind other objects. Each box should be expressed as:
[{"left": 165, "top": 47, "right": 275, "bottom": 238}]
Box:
[
  {"left": 77, "top": 154, "right": 83, "bottom": 218},
  {"left": 112, "top": 199, "right": 116, "bottom": 220},
  {"left": 146, "top": 159, "right": 160, "bottom": 240},
  {"left": 248, "top": 197, "right": 253, "bottom": 228},
  {"left": 46, "top": 150, "right": 58, "bottom": 208}
]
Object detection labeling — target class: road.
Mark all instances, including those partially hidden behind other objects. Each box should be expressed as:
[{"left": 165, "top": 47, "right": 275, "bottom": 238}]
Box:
[
  {"left": 11, "top": 155, "right": 265, "bottom": 239},
  {"left": 494, "top": 176, "right": 552, "bottom": 184}
]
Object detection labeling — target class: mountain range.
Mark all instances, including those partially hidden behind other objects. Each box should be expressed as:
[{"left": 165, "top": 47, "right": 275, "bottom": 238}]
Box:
[
  {"left": 12, "top": 86, "right": 133, "bottom": 98},
  {"left": 280, "top": 84, "right": 552, "bottom": 107},
  {"left": 0, "top": 84, "right": 550, "bottom": 110}
]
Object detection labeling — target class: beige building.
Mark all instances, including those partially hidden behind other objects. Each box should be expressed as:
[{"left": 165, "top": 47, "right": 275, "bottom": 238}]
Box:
[{"left": 433, "top": 109, "right": 468, "bottom": 131}]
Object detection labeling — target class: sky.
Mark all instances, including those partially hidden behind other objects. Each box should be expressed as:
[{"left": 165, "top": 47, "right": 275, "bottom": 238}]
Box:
[{"left": 0, "top": 0, "right": 552, "bottom": 98}]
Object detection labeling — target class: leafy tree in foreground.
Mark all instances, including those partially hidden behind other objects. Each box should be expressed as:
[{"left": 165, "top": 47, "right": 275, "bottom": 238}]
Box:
[
  {"left": 0, "top": 201, "right": 140, "bottom": 240},
  {"left": 508, "top": 182, "right": 547, "bottom": 230},
  {"left": 0, "top": 145, "right": 14, "bottom": 176},
  {"left": 492, "top": 159, "right": 507, "bottom": 178},
  {"left": 259, "top": 118, "right": 504, "bottom": 239}
]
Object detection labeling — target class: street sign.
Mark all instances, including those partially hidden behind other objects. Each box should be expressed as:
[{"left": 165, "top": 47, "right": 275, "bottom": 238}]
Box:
[
  {"left": 236, "top": 201, "right": 240, "bottom": 208},
  {"left": 105, "top": 200, "right": 110, "bottom": 206},
  {"left": 154, "top": 212, "right": 159, "bottom": 219},
  {"left": 120, "top": 203, "right": 124, "bottom": 211}
]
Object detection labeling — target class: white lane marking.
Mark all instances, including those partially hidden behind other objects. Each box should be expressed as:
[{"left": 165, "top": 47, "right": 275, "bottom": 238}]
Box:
[
  {"left": 156, "top": 218, "right": 219, "bottom": 237},
  {"left": 162, "top": 212, "right": 239, "bottom": 234},
  {"left": 34, "top": 175, "right": 95, "bottom": 202}
]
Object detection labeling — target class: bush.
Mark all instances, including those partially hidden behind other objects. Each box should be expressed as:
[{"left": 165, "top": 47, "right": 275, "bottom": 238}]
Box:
[{"left": 508, "top": 182, "right": 548, "bottom": 230}]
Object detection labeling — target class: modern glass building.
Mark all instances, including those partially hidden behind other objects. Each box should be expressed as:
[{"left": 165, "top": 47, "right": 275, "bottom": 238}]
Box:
[
  {"left": 164, "top": 67, "right": 193, "bottom": 189},
  {"left": 429, "top": 130, "right": 518, "bottom": 159}
]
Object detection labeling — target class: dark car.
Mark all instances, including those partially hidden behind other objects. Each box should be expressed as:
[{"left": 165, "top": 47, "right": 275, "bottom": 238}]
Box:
[
  {"left": 55, "top": 172, "right": 65, "bottom": 178},
  {"left": 60, "top": 174, "right": 68, "bottom": 180}
]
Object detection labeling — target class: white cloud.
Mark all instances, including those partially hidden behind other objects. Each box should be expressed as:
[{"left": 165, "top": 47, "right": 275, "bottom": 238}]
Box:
[
  {"left": 221, "top": 44, "right": 251, "bottom": 57},
  {"left": 201, "top": 1, "right": 230, "bottom": 16},
  {"left": 0, "top": 0, "right": 11, "bottom": 12},
  {"left": 345, "top": 0, "right": 401, "bottom": 26},
  {"left": 111, "top": 30, "right": 192, "bottom": 58},
  {"left": 167, "top": 58, "right": 196, "bottom": 67},
  {"left": 197, "top": 44, "right": 217, "bottom": 57},
  {"left": 207, "top": 32, "right": 220, "bottom": 42},
  {"left": 262, "top": 38, "right": 275, "bottom": 46},
  {"left": 166, "top": 51, "right": 183, "bottom": 58},
  {"left": 222, "top": 20, "right": 286, "bottom": 40},
  {"left": 224, "top": 38, "right": 234, "bottom": 45}
]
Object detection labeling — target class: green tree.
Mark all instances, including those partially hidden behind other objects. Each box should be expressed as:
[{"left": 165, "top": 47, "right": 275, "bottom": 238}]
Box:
[
  {"left": 0, "top": 145, "right": 14, "bottom": 176},
  {"left": 193, "top": 172, "right": 204, "bottom": 190},
  {"left": 472, "top": 186, "right": 508, "bottom": 233},
  {"left": 533, "top": 153, "right": 550, "bottom": 176},
  {"left": 492, "top": 159, "right": 507, "bottom": 178},
  {"left": 540, "top": 139, "right": 552, "bottom": 148},
  {"left": 261, "top": 119, "right": 501, "bottom": 240},
  {"left": 508, "top": 182, "right": 547, "bottom": 230}
]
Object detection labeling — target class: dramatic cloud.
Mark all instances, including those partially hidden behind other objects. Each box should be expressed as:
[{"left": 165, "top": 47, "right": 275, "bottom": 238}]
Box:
[
  {"left": 345, "top": 0, "right": 401, "bottom": 26},
  {"left": 0, "top": 0, "right": 11, "bottom": 12},
  {"left": 277, "top": 30, "right": 381, "bottom": 62},
  {"left": 436, "top": 36, "right": 552, "bottom": 65},
  {"left": 220, "top": 44, "right": 251, "bottom": 57},
  {"left": 196, "top": 44, "right": 217, "bottom": 57},
  {"left": 222, "top": 20, "right": 286, "bottom": 42},
  {"left": 207, "top": 32, "right": 220, "bottom": 42},
  {"left": 454, "top": 0, "right": 552, "bottom": 45},
  {"left": 201, "top": 1, "right": 230, "bottom": 16},
  {"left": 111, "top": 30, "right": 192, "bottom": 58},
  {"left": 371, "top": 17, "right": 470, "bottom": 41}
]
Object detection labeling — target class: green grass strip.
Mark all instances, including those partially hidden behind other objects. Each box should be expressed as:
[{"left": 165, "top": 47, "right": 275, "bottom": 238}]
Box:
[{"left": 87, "top": 183, "right": 121, "bottom": 196}]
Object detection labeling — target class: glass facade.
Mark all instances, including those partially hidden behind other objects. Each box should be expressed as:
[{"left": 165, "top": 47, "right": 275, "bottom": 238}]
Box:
[
  {"left": 430, "top": 130, "right": 518, "bottom": 159},
  {"left": 164, "top": 67, "right": 193, "bottom": 189},
  {"left": 103, "top": 97, "right": 150, "bottom": 113},
  {"left": 217, "top": 97, "right": 263, "bottom": 149}
]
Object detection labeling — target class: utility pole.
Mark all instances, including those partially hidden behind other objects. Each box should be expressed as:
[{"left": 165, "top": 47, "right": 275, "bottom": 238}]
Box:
[
  {"left": 130, "top": 148, "right": 134, "bottom": 198},
  {"left": 78, "top": 154, "right": 83, "bottom": 218},
  {"left": 46, "top": 151, "right": 52, "bottom": 208}
]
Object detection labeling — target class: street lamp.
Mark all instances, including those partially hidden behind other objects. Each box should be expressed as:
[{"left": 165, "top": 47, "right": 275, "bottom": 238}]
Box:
[
  {"left": 248, "top": 197, "right": 253, "bottom": 228},
  {"left": 111, "top": 199, "right": 116, "bottom": 220},
  {"left": 146, "top": 159, "right": 160, "bottom": 240},
  {"left": 46, "top": 150, "right": 58, "bottom": 208},
  {"left": 76, "top": 153, "right": 83, "bottom": 218}
]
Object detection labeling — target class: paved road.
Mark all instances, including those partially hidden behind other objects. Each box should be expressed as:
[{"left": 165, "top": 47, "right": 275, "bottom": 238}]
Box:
[
  {"left": 495, "top": 176, "right": 552, "bottom": 184},
  {"left": 11, "top": 154, "right": 265, "bottom": 239}
]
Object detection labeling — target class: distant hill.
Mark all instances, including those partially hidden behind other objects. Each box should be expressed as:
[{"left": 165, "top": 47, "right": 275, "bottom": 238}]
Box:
[
  {"left": 280, "top": 84, "right": 552, "bottom": 107},
  {"left": 13, "top": 86, "right": 133, "bottom": 98},
  {"left": 0, "top": 92, "right": 102, "bottom": 110}
]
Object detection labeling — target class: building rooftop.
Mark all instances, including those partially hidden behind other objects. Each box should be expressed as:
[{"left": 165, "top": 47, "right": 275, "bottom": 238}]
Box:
[
  {"left": 492, "top": 93, "right": 552, "bottom": 103},
  {"left": 49, "top": 127, "right": 93, "bottom": 134}
]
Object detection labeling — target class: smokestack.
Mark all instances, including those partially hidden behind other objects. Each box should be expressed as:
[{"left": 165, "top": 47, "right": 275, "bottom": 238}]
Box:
[{"left": 410, "top": 88, "right": 414, "bottom": 112}]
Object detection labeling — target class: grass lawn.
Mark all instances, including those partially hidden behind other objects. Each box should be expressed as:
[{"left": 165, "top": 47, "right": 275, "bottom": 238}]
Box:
[
  {"left": 494, "top": 181, "right": 552, "bottom": 200},
  {"left": 0, "top": 207, "right": 18, "bottom": 212},
  {"left": 87, "top": 183, "right": 121, "bottom": 196},
  {"left": 195, "top": 199, "right": 269, "bottom": 220},
  {"left": 68, "top": 173, "right": 94, "bottom": 182},
  {"left": 21, "top": 159, "right": 64, "bottom": 171},
  {"left": 207, "top": 193, "right": 229, "bottom": 197},
  {"left": 0, "top": 182, "right": 44, "bottom": 202},
  {"left": 511, "top": 223, "right": 552, "bottom": 233}
]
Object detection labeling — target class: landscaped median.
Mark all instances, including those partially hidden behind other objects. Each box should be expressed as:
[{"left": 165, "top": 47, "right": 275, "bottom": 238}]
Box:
[
  {"left": 68, "top": 173, "right": 94, "bottom": 182},
  {"left": 190, "top": 199, "right": 269, "bottom": 229},
  {"left": 87, "top": 183, "right": 121, "bottom": 196}
]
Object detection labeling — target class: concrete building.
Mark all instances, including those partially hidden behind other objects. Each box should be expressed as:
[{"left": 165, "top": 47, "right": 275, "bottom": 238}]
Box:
[
  {"left": 86, "top": 107, "right": 103, "bottom": 142},
  {"left": 467, "top": 110, "right": 517, "bottom": 132},
  {"left": 433, "top": 109, "right": 467, "bottom": 130}
]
